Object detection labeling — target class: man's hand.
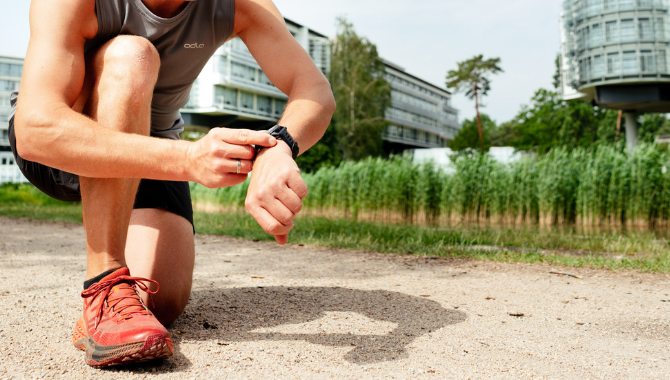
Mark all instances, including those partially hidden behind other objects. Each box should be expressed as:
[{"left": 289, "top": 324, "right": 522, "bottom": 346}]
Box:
[
  {"left": 187, "top": 128, "right": 277, "bottom": 188},
  {"left": 245, "top": 142, "right": 308, "bottom": 245}
]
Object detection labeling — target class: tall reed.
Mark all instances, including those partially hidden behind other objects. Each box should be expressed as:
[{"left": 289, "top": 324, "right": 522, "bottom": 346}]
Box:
[{"left": 191, "top": 143, "right": 670, "bottom": 229}]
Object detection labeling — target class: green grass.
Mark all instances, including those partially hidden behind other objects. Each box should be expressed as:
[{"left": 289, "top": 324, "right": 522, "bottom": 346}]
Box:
[
  {"left": 0, "top": 183, "right": 83, "bottom": 223},
  {"left": 2, "top": 183, "right": 670, "bottom": 273}
]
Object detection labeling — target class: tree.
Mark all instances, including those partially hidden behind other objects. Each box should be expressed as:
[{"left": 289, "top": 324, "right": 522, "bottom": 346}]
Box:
[
  {"left": 446, "top": 55, "right": 503, "bottom": 150},
  {"left": 507, "top": 88, "right": 620, "bottom": 153},
  {"left": 639, "top": 113, "right": 670, "bottom": 143},
  {"left": 450, "top": 113, "right": 496, "bottom": 152},
  {"left": 553, "top": 54, "right": 562, "bottom": 90},
  {"left": 296, "top": 125, "right": 341, "bottom": 173},
  {"left": 329, "top": 18, "right": 391, "bottom": 160}
]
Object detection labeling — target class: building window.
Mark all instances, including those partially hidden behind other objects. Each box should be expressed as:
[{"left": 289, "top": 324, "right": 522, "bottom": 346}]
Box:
[
  {"left": 659, "top": 50, "right": 667, "bottom": 72},
  {"left": 1, "top": 130, "right": 7, "bottom": 141},
  {"left": 656, "top": 18, "right": 666, "bottom": 40},
  {"left": 586, "top": 0, "right": 602, "bottom": 15},
  {"left": 605, "top": 21, "right": 619, "bottom": 43},
  {"left": 274, "top": 99, "right": 287, "bottom": 116},
  {"left": 603, "top": 0, "right": 616, "bottom": 11},
  {"left": 607, "top": 52, "right": 621, "bottom": 75},
  {"left": 637, "top": 0, "right": 652, "bottom": 8},
  {"left": 619, "top": 0, "right": 635, "bottom": 10},
  {"left": 593, "top": 55, "right": 605, "bottom": 77},
  {"left": 217, "top": 56, "right": 228, "bottom": 75},
  {"left": 0, "top": 80, "right": 18, "bottom": 91},
  {"left": 591, "top": 24, "right": 603, "bottom": 46},
  {"left": 622, "top": 51, "right": 638, "bottom": 74},
  {"left": 639, "top": 19, "right": 653, "bottom": 40},
  {"left": 640, "top": 50, "right": 655, "bottom": 72},
  {"left": 240, "top": 91, "right": 254, "bottom": 109},
  {"left": 0, "top": 113, "right": 8, "bottom": 123},
  {"left": 231, "top": 62, "right": 256, "bottom": 82},
  {"left": 0, "top": 63, "right": 22, "bottom": 77},
  {"left": 214, "top": 86, "right": 238, "bottom": 107},
  {"left": 582, "top": 26, "right": 590, "bottom": 48},
  {"left": 259, "top": 71, "right": 273, "bottom": 86},
  {"left": 620, "top": 19, "right": 636, "bottom": 42},
  {"left": 257, "top": 95, "right": 272, "bottom": 113},
  {"left": 231, "top": 38, "right": 251, "bottom": 56}
]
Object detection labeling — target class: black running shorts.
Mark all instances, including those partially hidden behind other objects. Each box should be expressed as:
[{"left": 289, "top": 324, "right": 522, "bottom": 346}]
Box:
[{"left": 7, "top": 95, "right": 194, "bottom": 230}]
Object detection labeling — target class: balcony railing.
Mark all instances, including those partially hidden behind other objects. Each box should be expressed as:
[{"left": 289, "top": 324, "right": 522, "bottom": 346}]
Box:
[
  {"left": 0, "top": 165, "right": 27, "bottom": 184},
  {"left": 381, "top": 132, "right": 444, "bottom": 148}
]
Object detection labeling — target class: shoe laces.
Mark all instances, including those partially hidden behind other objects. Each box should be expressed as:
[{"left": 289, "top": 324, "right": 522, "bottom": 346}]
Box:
[{"left": 81, "top": 275, "right": 159, "bottom": 328}]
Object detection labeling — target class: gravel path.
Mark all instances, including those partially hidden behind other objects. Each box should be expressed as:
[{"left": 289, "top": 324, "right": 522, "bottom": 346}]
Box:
[{"left": 1, "top": 216, "right": 669, "bottom": 379}]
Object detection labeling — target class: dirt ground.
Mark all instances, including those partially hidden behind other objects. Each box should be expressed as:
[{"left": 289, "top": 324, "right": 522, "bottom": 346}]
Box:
[{"left": 0, "top": 216, "right": 669, "bottom": 379}]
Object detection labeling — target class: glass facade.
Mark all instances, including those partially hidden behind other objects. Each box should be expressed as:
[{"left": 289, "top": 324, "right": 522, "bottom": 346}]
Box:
[
  {"left": 0, "top": 58, "right": 23, "bottom": 151},
  {"left": 383, "top": 65, "right": 459, "bottom": 148},
  {"left": 562, "top": 0, "right": 670, "bottom": 91}
]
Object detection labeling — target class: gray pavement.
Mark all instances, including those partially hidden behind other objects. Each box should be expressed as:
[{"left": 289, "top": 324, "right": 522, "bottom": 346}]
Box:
[{"left": 0, "top": 216, "right": 669, "bottom": 379}]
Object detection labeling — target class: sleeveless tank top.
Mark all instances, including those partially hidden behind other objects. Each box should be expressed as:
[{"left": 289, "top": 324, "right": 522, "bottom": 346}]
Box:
[{"left": 85, "top": 0, "right": 235, "bottom": 139}]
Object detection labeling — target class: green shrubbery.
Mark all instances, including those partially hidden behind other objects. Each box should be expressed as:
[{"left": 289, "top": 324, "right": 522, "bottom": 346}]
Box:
[{"left": 192, "top": 143, "right": 670, "bottom": 228}]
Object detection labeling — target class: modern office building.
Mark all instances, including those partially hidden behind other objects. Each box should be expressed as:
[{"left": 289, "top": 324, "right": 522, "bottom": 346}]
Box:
[
  {"left": 0, "top": 56, "right": 22, "bottom": 151},
  {"left": 0, "top": 56, "right": 26, "bottom": 183},
  {"left": 383, "top": 60, "right": 459, "bottom": 149},
  {"left": 560, "top": 0, "right": 670, "bottom": 148},
  {"left": 182, "top": 18, "right": 459, "bottom": 149}
]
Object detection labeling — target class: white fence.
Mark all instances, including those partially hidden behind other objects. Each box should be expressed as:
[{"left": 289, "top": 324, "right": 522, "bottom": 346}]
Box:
[{"left": 0, "top": 152, "right": 28, "bottom": 184}]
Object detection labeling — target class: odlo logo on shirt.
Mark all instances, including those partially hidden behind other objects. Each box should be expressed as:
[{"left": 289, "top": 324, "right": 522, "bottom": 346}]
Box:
[{"left": 184, "top": 43, "right": 205, "bottom": 48}]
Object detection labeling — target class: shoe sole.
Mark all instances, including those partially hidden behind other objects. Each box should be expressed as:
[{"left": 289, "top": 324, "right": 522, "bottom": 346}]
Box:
[{"left": 83, "top": 334, "right": 174, "bottom": 367}]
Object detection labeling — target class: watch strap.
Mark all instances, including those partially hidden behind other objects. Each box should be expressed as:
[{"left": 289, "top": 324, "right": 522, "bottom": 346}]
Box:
[{"left": 266, "top": 125, "right": 299, "bottom": 160}]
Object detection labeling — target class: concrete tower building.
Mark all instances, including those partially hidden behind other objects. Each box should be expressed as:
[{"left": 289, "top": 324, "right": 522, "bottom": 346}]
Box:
[{"left": 560, "top": 0, "right": 670, "bottom": 150}]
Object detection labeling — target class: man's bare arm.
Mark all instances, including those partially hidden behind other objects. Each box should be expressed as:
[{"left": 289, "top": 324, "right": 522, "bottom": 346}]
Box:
[
  {"left": 16, "top": 0, "right": 275, "bottom": 188},
  {"left": 233, "top": 0, "right": 336, "bottom": 244},
  {"left": 233, "top": 0, "right": 336, "bottom": 152}
]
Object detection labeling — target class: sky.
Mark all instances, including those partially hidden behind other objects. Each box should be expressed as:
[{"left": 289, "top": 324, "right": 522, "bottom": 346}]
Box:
[{"left": 0, "top": 0, "right": 562, "bottom": 124}]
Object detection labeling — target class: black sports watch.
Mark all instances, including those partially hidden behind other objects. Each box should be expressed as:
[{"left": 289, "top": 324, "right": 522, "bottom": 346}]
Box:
[{"left": 264, "top": 125, "right": 299, "bottom": 160}]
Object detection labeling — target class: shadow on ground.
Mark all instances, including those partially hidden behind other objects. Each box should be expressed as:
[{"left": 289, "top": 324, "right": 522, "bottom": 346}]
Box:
[{"left": 175, "top": 286, "right": 467, "bottom": 364}]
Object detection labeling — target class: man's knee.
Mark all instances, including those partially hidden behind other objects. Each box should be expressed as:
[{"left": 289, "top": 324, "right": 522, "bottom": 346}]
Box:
[
  {"left": 93, "top": 36, "right": 161, "bottom": 91},
  {"left": 152, "top": 289, "right": 190, "bottom": 327}
]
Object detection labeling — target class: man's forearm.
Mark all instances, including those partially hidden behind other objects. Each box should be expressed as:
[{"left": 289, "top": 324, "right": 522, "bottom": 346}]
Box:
[{"left": 16, "top": 106, "right": 192, "bottom": 181}]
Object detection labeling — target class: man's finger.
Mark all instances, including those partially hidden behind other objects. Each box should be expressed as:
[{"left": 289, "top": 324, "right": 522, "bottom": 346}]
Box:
[
  {"left": 225, "top": 159, "right": 253, "bottom": 174},
  {"left": 275, "top": 234, "right": 288, "bottom": 245},
  {"left": 277, "top": 189, "right": 303, "bottom": 214},
  {"left": 215, "top": 128, "right": 277, "bottom": 147},
  {"left": 223, "top": 144, "right": 256, "bottom": 160},
  {"left": 267, "top": 199, "right": 296, "bottom": 226},
  {"left": 287, "top": 174, "right": 309, "bottom": 199},
  {"left": 251, "top": 206, "right": 294, "bottom": 236}
]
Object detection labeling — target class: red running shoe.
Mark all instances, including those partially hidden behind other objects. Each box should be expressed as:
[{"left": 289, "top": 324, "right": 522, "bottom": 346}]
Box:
[{"left": 72, "top": 267, "right": 173, "bottom": 367}]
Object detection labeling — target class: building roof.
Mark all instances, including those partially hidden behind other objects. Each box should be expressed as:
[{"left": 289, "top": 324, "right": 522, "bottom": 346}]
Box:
[
  {"left": 284, "top": 18, "right": 329, "bottom": 39},
  {"left": 381, "top": 58, "right": 451, "bottom": 96}
]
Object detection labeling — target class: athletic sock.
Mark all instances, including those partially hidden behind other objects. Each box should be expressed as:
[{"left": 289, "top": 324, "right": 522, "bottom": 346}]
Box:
[{"left": 84, "top": 268, "right": 123, "bottom": 290}]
